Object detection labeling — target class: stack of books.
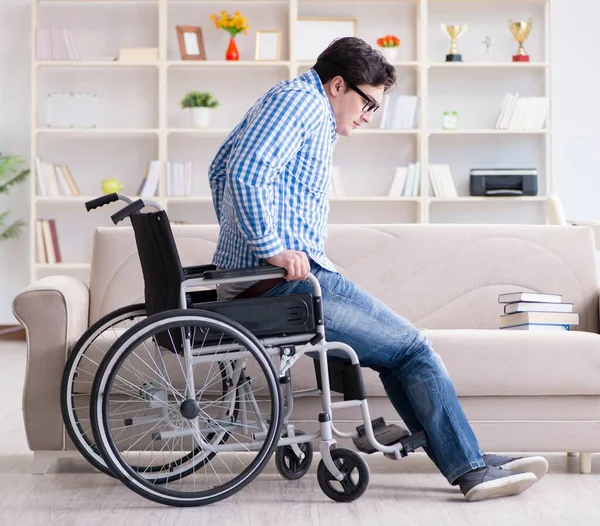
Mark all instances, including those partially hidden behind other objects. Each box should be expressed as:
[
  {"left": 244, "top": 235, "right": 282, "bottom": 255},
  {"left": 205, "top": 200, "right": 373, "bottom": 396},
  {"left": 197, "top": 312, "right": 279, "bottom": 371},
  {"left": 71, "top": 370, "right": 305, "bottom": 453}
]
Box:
[
  {"left": 498, "top": 292, "right": 579, "bottom": 331},
  {"left": 36, "top": 27, "right": 80, "bottom": 61},
  {"left": 379, "top": 94, "right": 419, "bottom": 129},
  {"left": 387, "top": 163, "right": 421, "bottom": 197},
  {"left": 35, "top": 218, "right": 61, "bottom": 264},
  {"left": 494, "top": 93, "right": 549, "bottom": 130}
]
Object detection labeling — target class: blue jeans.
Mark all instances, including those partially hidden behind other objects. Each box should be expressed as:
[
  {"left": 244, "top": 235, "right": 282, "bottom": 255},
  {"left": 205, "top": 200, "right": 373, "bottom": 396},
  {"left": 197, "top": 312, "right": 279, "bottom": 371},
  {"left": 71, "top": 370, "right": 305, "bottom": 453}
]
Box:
[{"left": 263, "top": 261, "right": 486, "bottom": 484}]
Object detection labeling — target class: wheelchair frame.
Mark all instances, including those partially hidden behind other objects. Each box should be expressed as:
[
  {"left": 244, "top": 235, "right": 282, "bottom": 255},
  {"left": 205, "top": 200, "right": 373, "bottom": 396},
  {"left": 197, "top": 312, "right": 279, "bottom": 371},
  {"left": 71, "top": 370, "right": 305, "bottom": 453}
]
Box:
[{"left": 77, "top": 192, "right": 427, "bottom": 505}]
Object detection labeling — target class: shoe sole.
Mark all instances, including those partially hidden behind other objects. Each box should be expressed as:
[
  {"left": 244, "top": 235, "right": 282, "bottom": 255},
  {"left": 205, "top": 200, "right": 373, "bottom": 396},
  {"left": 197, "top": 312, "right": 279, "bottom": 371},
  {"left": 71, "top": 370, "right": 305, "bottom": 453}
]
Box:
[
  {"left": 501, "top": 457, "right": 549, "bottom": 481},
  {"left": 465, "top": 472, "right": 537, "bottom": 502}
]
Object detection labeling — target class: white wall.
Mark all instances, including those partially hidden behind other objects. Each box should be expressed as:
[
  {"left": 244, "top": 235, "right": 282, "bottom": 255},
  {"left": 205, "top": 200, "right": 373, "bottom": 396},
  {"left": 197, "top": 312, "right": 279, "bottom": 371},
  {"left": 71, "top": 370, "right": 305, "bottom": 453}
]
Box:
[
  {"left": 0, "top": 0, "right": 599, "bottom": 323},
  {"left": 551, "top": 1, "right": 600, "bottom": 222},
  {"left": 0, "top": 0, "right": 31, "bottom": 324}
]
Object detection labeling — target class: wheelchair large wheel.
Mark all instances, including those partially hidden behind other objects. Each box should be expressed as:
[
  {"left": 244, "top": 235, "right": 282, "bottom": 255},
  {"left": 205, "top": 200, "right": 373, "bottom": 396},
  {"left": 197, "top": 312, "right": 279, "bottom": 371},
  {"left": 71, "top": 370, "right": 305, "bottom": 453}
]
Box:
[
  {"left": 91, "top": 308, "right": 283, "bottom": 507},
  {"left": 60, "top": 303, "right": 147, "bottom": 476},
  {"left": 61, "top": 303, "right": 236, "bottom": 480}
]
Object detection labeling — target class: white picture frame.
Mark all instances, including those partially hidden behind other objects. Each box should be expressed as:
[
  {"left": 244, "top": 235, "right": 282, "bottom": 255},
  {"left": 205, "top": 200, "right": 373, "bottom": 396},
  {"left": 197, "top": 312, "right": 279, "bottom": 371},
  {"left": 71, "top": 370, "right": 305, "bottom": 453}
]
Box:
[
  {"left": 255, "top": 30, "right": 281, "bottom": 61},
  {"left": 295, "top": 18, "right": 357, "bottom": 61}
]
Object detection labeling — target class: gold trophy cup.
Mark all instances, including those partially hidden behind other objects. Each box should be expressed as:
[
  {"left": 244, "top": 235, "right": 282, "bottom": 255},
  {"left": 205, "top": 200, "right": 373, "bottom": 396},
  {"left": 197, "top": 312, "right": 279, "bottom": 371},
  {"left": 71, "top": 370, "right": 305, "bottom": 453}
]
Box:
[
  {"left": 509, "top": 19, "right": 532, "bottom": 62},
  {"left": 441, "top": 24, "right": 468, "bottom": 62}
]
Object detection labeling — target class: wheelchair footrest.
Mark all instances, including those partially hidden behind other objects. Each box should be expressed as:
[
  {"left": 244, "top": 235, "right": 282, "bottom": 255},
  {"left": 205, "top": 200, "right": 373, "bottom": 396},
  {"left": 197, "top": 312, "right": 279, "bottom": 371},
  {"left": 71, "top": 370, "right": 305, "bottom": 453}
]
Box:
[
  {"left": 353, "top": 417, "right": 428, "bottom": 456},
  {"left": 352, "top": 417, "right": 410, "bottom": 454}
]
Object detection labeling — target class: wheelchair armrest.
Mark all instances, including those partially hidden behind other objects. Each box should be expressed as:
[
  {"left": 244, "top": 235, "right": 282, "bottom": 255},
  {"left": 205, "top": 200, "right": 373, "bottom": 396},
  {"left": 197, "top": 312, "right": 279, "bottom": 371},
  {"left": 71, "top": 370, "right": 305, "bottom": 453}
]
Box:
[
  {"left": 203, "top": 265, "right": 286, "bottom": 281},
  {"left": 182, "top": 264, "right": 217, "bottom": 279}
]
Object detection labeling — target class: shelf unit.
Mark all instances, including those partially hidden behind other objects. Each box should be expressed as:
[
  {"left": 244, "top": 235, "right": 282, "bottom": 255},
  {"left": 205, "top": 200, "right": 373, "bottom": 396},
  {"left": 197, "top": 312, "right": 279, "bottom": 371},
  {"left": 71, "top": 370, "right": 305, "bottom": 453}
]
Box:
[{"left": 29, "top": 0, "right": 553, "bottom": 283}]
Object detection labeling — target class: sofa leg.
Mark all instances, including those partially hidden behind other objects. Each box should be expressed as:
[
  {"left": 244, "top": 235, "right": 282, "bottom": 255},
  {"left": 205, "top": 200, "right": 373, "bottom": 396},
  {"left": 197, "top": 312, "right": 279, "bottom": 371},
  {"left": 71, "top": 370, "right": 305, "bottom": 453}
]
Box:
[
  {"left": 32, "top": 451, "right": 59, "bottom": 474},
  {"left": 579, "top": 452, "right": 592, "bottom": 474},
  {"left": 31, "top": 450, "right": 80, "bottom": 474}
]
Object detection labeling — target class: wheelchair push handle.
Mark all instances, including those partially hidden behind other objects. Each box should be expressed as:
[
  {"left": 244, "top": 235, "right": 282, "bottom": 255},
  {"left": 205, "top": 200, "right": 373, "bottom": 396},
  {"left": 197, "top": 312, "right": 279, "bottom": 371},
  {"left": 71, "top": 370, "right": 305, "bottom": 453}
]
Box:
[
  {"left": 110, "top": 199, "right": 145, "bottom": 225},
  {"left": 85, "top": 193, "right": 126, "bottom": 211}
]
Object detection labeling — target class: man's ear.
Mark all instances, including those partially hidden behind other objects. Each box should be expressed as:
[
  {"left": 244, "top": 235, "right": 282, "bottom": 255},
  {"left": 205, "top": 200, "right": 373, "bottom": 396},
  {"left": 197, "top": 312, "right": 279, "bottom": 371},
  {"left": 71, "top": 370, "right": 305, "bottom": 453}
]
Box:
[{"left": 329, "top": 76, "right": 344, "bottom": 96}]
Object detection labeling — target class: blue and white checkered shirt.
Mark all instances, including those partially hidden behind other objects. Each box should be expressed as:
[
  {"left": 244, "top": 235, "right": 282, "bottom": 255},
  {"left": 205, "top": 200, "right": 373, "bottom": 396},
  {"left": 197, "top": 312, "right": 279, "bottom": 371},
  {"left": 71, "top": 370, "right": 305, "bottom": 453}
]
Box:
[{"left": 209, "top": 68, "right": 338, "bottom": 273}]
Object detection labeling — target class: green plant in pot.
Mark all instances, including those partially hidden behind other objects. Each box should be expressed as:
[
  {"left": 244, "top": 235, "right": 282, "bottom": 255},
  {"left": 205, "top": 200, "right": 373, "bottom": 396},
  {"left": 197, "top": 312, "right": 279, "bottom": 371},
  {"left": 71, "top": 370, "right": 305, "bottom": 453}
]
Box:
[
  {"left": 0, "top": 153, "right": 29, "bottom": 243},
  {"left": 180, "top": 91, "right": 219, "bottom": 129}
]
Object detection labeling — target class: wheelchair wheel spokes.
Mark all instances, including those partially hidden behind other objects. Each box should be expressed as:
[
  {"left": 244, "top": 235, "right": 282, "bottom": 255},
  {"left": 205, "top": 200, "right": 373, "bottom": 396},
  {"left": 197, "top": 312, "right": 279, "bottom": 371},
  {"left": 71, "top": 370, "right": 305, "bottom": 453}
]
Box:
[
  {"left": 61, "top": 303, "right": 147, "bottom": 476},
  {"left": 91, "top": 309, "right": 283, "bottom": 507}
]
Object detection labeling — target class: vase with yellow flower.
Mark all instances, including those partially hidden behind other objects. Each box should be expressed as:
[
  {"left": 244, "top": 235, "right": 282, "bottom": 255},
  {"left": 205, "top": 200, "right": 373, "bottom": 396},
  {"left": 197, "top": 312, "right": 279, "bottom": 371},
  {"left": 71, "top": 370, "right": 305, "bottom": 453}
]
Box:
[{"left": 210, "top": 10, "right": 250, "bottom": 61}]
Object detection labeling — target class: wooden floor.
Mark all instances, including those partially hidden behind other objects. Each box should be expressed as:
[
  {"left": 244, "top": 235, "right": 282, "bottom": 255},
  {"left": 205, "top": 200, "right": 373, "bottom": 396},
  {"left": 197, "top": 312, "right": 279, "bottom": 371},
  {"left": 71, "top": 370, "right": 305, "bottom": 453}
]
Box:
[{"left": 2, "top": 341, "right": 599, "bottom": 525}]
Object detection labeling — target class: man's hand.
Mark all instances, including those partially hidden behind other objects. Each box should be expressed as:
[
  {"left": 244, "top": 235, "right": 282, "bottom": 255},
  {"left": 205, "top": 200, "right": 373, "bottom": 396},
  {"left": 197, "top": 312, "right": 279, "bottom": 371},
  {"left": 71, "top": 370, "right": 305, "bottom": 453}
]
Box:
[{"left": 266, "top": 250, "right": 311, "bottom": 281}]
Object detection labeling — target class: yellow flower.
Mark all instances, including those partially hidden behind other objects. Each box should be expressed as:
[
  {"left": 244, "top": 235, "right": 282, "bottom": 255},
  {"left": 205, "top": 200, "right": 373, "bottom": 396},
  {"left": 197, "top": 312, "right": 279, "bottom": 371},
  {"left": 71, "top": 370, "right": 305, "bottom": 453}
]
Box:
[{"left": 209, "top": 9, "right": 249, "bottom": 36}]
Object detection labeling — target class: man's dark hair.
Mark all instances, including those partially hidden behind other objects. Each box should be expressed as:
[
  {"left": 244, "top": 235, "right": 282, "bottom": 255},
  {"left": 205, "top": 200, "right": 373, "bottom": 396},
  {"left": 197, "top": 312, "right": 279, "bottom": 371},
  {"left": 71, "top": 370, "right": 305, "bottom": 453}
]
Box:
[{"left": 313, "top": 36, "right": 397, "bottom": 92}]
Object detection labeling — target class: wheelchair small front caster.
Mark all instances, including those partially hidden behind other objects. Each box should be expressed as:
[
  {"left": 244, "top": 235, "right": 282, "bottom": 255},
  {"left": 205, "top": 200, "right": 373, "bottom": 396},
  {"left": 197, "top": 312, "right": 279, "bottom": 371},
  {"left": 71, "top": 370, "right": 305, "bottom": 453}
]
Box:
[
  {"left": 275, "top": 430, "right": 313, "bottom": 480},
  {"left": 317, "top": 448, "right": 370, "bottom": 502}
]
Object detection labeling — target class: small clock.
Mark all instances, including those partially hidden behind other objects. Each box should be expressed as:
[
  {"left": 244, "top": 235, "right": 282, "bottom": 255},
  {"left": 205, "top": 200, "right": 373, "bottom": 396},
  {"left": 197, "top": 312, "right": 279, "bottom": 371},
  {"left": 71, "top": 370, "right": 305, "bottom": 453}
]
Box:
[{"left": 442, "top": 111, "right": 459, "bottom": 130}]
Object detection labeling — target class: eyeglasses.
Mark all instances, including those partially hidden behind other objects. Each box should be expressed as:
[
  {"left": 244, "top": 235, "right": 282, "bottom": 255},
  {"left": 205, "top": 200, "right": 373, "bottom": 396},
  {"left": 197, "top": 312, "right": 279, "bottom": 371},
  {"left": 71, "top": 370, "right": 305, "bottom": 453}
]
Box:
[{"left": 346, "top": 82, "right": 380, "bottom": 113}]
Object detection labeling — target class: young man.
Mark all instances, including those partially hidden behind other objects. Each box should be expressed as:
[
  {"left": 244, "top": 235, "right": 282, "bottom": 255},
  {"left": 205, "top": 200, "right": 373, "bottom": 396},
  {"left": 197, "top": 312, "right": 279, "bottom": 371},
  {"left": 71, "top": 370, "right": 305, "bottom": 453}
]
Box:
[{"left": 208, "top": 37, "right": 549, "bottom": 502}]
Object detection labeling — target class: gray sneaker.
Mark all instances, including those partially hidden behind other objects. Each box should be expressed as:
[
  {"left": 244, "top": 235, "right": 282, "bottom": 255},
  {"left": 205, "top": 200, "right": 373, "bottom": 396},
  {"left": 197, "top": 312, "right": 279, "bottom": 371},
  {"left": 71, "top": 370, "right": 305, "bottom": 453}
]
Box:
[
  {"left": 458, "top": 466, "right": 537, "bottom": 502},
  {"left": 483, "top": 454, "right": 549, "bottom": 481}
]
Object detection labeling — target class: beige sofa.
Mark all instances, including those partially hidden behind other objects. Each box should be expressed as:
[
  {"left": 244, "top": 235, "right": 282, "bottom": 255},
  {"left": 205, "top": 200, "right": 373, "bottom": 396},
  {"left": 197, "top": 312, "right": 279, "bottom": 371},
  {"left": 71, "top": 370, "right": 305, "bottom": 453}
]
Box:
[{"left": 12, "top": 223, "right": 600, "bottom": 475}]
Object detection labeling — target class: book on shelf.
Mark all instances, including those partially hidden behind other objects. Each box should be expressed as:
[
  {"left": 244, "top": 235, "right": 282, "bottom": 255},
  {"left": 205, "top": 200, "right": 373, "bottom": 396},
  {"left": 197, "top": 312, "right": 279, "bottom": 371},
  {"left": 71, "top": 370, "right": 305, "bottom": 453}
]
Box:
[
  {"left": 498, "top": 291, "right": 578, "bottom": 331},
  {"left": 494, "top": 93, "right": 549, "bottom": 130},
  {"left": 137, "top": 160, "right": 160, "bottom": 198},
  {"left": 328, "top": 166, "right": 345, "bottom": 198},
  {"left": 36, "top": 28, "right": 80, "bottom": 61},
  {"left": 166, "top": 161, "right": 193, "bottom": 197},
  {"left": 388, "top": 163, "right": 420, "bottom": 197},
  {"left": 379, "top": 94, "right": 419, "bottom": 129},
  {"left": 428, "top": 164, "right": 458, "bottom": 198},
  {"left": 35, "top": 157, "right": 80, "bottom": 197},
  {"left": 35, "top": 218, "right": 61, "bottom": 264}
]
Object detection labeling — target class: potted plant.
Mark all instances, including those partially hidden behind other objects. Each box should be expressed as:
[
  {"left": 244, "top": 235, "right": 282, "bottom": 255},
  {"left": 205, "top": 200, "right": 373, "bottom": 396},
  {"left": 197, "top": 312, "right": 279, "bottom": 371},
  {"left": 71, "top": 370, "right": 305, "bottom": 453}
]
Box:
[
  {"left": 376, "top": 34, "right": 401, "bottom": 63},
  {"left": 0, "top": 153, "right": 29, "bottom": 243},
  {"left": 210, "top": 10, "right": 250, "bottom": 61},
  {"left": 180, "top": 91, "right": 220, "bottom": 128}
]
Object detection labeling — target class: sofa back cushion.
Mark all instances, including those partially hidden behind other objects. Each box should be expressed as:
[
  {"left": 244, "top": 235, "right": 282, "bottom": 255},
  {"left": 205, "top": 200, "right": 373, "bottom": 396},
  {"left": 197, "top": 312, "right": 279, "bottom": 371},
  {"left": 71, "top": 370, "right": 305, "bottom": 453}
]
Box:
[{"left": 89, "top": 224, "right": 599, "bottom": 333}]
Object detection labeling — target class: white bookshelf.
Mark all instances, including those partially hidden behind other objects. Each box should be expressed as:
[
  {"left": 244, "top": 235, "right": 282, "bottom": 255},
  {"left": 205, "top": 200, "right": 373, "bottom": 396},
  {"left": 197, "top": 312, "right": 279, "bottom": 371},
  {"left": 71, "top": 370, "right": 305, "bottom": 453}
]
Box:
[{"left": 29, "top": 0, "right": 553, "bottom": 283}]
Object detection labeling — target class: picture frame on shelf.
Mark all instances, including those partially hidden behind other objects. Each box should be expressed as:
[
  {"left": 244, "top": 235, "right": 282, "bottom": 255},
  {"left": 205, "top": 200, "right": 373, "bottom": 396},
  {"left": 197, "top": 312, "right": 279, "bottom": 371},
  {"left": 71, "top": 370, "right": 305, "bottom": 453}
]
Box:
[
  {"left": 254, "top": 30, "right": 281, "bottom": 61},
  {"left": 176, "top": 26, "right": 206, "bottom": 61},
  {"left": 295, "top": 18, "right": 357, "bottom": 61}
]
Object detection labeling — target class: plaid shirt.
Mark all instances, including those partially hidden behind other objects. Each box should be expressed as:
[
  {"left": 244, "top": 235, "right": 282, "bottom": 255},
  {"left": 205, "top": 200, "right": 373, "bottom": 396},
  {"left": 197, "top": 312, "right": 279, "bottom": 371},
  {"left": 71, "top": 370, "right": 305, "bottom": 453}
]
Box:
[{"left": 209, "top": 68, "right": 338, "bottom": 272}]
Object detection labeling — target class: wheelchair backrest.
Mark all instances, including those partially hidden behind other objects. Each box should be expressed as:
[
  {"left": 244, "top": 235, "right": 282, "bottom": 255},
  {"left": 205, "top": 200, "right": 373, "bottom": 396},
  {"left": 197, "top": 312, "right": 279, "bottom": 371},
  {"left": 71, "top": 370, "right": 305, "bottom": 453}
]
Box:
[{"left": 130, "top": 210, "right": 186, "bottom": 318}]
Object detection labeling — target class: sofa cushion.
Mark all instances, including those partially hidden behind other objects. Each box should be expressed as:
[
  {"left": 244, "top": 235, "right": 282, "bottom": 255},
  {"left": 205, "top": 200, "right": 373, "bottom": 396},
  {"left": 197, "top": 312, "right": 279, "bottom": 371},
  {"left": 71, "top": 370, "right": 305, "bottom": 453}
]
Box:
[
  {"left": 425, "top": 329, "right": 600, "bottom": 396},
  {"left": 279, "top": 329, "right": 600, "bottom": 398}
]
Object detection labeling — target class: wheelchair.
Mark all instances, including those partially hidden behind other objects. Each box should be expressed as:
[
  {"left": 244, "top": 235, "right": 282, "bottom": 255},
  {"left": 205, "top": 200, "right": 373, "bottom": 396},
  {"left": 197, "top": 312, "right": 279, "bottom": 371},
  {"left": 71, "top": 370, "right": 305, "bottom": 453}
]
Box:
[{"left": 61, "top": 193, "right": 428, "bottom": 507}]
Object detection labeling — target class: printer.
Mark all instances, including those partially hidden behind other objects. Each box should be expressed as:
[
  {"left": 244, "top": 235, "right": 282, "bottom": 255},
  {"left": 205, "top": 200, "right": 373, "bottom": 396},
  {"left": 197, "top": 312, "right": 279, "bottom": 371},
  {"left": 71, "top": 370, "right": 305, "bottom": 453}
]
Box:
[{"left": 469, "top": 168, "right": 538, "bottom": 197}]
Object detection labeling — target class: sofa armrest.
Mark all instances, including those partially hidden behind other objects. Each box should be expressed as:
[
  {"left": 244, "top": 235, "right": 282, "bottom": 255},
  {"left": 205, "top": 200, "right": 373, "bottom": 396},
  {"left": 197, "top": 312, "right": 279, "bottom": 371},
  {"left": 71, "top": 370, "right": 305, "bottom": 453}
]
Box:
[{"left": 12, "top": 275, "right": 90, "bottom": 452}]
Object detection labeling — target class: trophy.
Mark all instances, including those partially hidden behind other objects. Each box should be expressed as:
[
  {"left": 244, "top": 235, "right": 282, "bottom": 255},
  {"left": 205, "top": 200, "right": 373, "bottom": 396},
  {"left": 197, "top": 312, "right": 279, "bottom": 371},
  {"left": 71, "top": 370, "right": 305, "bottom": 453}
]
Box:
[
  {"left": 441, "top": 24, "right": 468, "bottom": 62},
  {"left": 509, "top": 18, "right": 532, "bottom": 62}
]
